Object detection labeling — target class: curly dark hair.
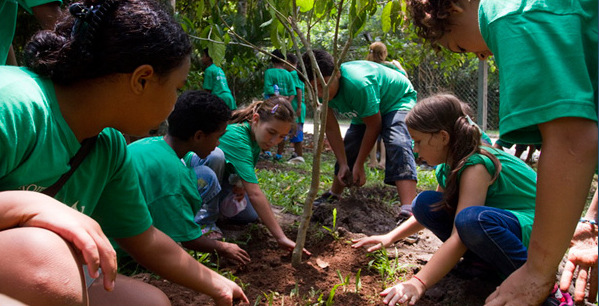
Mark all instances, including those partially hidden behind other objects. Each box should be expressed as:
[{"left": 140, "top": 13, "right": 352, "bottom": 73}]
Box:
[
  {"left": 24, "top": 0, "right": 191, "bottom": 85},
  {"left": 167, "top": 91, "right": 232, "bottom": 140},
  {"left": 407, "top": 0, "right": 458, "bottom": 50},
  {"left": 301, "top": 49, "right": 334, "bottom": 81}
]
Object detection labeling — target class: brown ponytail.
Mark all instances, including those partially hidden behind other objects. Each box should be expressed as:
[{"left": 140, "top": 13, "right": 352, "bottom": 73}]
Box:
[{"left": 230, "top": 96, "right": 295, "bottom": 124}]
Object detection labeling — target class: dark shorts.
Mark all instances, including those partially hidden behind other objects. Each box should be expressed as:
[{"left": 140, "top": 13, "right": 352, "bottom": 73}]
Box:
[
  {"left": 334, "top": 110, "right": 417, "bottom": 184},
  {"left": 290, "top": 123, "right": 304, "bottom": 143}
]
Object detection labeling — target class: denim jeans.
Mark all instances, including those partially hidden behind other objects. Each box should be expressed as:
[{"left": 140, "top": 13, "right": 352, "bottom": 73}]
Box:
[
  {"left": 190, "top": 148, "right": 259, "bottom": 228},
  {"left": 334, "top": 110, "right": 417, "bottom": 185},
  {"left": 412, "top": 190, "right": 528, "bottom": 278}
]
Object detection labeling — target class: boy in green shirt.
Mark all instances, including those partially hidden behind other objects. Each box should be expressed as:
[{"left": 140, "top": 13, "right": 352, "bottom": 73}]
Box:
[
  {"left": 201, "top": 49, "right": 237, "bottom": 110},
  {"left": 303, "top": 50, "right": 418, "bottom": 218},
  {"left": 129, "top": 91, "right": 250, "bottom": 264}
]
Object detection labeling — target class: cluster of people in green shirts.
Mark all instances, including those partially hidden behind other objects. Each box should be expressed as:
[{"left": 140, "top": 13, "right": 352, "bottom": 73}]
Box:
[{"left": 0, "top": 0, "right": 596, "bottom": 305}]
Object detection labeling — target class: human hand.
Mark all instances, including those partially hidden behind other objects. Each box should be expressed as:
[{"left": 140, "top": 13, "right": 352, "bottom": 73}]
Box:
[
  {"left": 380, "top": 278, "right": 426, "bottom": 305},
  {"left": 212, "top": 277, "right": 249, "bottom": 306},
  {"left": 219, "top": 241, "right": 251, "bottom": 265},
  {"left": 231, "top": 185, "right": 245, "bottom": 202},
  {"left": 14, "top": 191, "right": 117, "bottom": 292},
  {"left": 351, "top": 235, "right": 390, "bottom": 252},
  {"left": 484, "top": 263, "right": 554, "bottom": 306},
  {"left": 276, "top": 236, "right": 311, "bottom": 256},
  {"left": 337, "top": 164, "right": 352, "bottom": 187},
  {"left": 559, "top": 222, "right": 598, "bottom": 303},
  {"left": 352, "top": 164, "right": 366, "bottom": 187}
]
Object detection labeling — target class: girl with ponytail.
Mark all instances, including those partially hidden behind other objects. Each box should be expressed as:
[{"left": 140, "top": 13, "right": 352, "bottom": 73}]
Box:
[
  {"left": 0, "top": 0, "right": 247, "bottom": 304},
  {"left": 188, "top": 96, "right": 311, "bottom": 255},
  {"left": 352, "top": 94, "right": 558, "bottom": 305}
]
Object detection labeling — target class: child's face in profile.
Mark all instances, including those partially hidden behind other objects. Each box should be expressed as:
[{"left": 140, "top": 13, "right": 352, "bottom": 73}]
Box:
[
  {"left": 409, "top": 128, "right": 449, "bottom": 166},
  {"left": 437, "top": 1, "right": 492, "bottom": 61},
  {"left": 195, "top": 122, "right": 227, "bottom": 159},
  {"left": 251, "top": 115, "right": 292, "bottom": 150},
  {"left": 310, "top": 75, "right": 340, "bottom": 101}
]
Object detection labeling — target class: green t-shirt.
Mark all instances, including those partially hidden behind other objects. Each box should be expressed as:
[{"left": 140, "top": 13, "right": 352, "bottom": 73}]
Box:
[
  {"left": 218, "top": 122, "right": 261, "bottom": 184},
  {"left": 203, "top": 63, "right": 236, "bottom": 110},
  {"left": 479, "top": 0, "right": 598, "bottom": 144},
  {"left": 264, "top": 67, "right": 296, "bottom": 97},
  {"left": 128, "top": 137, "right": 203, "bottom": 243},
  {"left": 435, "top": 146, "right": 536, "bottom": 247},
  {"left": 290, "top": 70, "right": 306, "bottom": 123},
  {"left": 0, "top": 66, "right": 152, "bottom": 238},
  {"left": 329, "top": 61, "right": 417, "bottom": 125},
  {"left": 0, "top": 0, "right": 61, "bottom": 64}
]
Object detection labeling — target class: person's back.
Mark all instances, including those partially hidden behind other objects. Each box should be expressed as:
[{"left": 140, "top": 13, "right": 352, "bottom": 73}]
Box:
[
  {"left": 264, "top": 49, "right": 296, "bottom": 99},
  {"left": 331, "top": 60, "right": 416, "bottom": 124},
  {"left": 202, "top": 49, "right": 236, "bottom": 110}
]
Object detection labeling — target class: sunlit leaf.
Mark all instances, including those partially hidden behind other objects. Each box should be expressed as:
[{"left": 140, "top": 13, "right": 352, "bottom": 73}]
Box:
[
  {"left": 296, "top": 0, "right": 314, "bottom": 12},
  {"left": 381, "top": 1, "right": 392, "bottom": 33}
]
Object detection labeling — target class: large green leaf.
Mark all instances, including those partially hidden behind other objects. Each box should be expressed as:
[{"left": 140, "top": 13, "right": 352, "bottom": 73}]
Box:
[
  {"left": 381, "top": 1, "right": 392, "bottom": 33},
  {"left": 207, "top": 35, "right": 226, "bottom": 66},
  {"left": 296, "top": 0, "right": 314, "bottom": 13}
]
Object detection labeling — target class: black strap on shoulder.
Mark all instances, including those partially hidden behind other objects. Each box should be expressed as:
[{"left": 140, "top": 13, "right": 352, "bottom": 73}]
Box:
[{"left": 42, "top": 135, "right": 99, "bottom": 197}]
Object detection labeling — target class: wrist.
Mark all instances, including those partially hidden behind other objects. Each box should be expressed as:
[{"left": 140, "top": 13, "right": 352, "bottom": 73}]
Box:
[{"left": 411, "top": 275, "right": 427, "bottom": 292}]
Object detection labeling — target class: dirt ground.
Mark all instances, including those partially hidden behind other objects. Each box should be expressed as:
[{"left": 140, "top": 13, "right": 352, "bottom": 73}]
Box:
[{"left": 130, "top": 136, "right": 596, "bottom": 306}]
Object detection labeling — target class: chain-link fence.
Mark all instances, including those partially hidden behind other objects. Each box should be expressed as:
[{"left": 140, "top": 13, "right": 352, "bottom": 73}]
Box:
[{"left": 410, "top": 59, "right": 500, "bottom": 132}]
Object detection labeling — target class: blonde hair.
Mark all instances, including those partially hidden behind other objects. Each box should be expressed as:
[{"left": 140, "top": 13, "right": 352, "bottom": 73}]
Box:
[{"left": 366, "top": 42, "right": 388, "bottom": 63}]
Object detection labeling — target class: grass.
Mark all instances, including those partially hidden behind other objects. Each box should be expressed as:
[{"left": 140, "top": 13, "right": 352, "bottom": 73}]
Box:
[{"left": 257, "top": 150, "right": 439, "bottom": 214}]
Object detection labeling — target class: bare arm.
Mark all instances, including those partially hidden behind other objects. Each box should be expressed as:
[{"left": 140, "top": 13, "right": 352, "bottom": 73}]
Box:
[
  {"left": 0, "top": 191, "right": 117, "bottom": 292},
  {"left": 324, "top": 107, "right": 348, "bottom": 167},
  {"left": 243, "top": 181, "right": 311, "bottom": 255},
  {"left": 115, "top": 226, "right": 248, "bottom": 305}
]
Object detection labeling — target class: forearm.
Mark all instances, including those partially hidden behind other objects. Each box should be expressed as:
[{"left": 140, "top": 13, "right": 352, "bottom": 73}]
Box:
[
  {"left": 584, "top": 190, "right": 598, "bottom": 221},
  {"left": 181, "top": 236, "right": 222, "bottom": 254},
  {"left": 116, "top": 227, "right": 230, "bottom": 298},
  {"left": 325, "top": 111, "right": 348, "bottom": 165},
  {"left": 247, "top": 189, "right": 286, "bottom": 240},
  {"left": 386, "top": 217, "right": 424, "bottom": 243},
  {"left": 415, "top": 234, "right": 467, "bottom": 288}
]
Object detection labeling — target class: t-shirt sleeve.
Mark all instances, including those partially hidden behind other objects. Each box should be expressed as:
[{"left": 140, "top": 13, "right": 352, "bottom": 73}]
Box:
[
  {"left": 19, "top": 0, "right": 61, "bottom": 12},
  {"left": 90, "top": 141, "right": 153, "bottom": 239}
]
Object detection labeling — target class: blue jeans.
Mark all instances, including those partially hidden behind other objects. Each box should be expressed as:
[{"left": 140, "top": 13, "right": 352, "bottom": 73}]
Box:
[
  {"left": 412, "top": 191, "right": 528, "bottom": 278},
  {"left": 334, "top": 110, "right": 417, "bottom": 185},
  {"left": 190, "top": 148, "right": 259, "bottom": 228}
]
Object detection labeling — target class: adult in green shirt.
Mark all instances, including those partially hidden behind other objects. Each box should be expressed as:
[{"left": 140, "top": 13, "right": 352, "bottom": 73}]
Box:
[
  {"left": 0, "top": 1, "right": 247, "bottom": 305},
  {"left": 1, "top": 0, "right": 61, "bottom": 65},
  {"left": 129, "top": 91, "right": 250, "bottom": 264},
  {"left": 303, "top": 50, "right": 418, "bottom": 218},
  {"left": 408, "top": 0, "right": 597, "bottom": 303},
  {"left": 201, "top": 49, "right": 236, "bottom": 110},
  {"left": 190, "top": 97, "right": 311, "bottom": 256}
]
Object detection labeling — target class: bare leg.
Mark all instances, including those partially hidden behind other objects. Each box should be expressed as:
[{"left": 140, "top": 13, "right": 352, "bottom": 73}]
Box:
[
  {"left": 368, "top": 145, "right": 378, "bottom": 168},
  {"left": 486, "top": 117, "right": 598, "bottom": 305},
  {"left": 395, "top": 179, "right": 417, "bottom": 209},
  {"left": 293, "top": 142, "right": 303, "bottom": 156},
  {"left": 378, "top": 141, "right": 386, "bottom": 169},
  {"left": 0, "top": 227, "right": 85, "bottom": 306},
  {"left": 89, "top": 274, "right": 170, "bottom": 306}
]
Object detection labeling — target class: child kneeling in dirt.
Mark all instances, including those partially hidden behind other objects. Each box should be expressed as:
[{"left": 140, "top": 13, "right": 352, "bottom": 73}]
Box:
[
  {"left": 352, "top": 94, "right": 572, "bottom": 305},
  {"left": 188, "top": 96, "right": 311, "bottom": 256},
  {"left": 128, "top": 91, "right": 250, "bottom": 265}
]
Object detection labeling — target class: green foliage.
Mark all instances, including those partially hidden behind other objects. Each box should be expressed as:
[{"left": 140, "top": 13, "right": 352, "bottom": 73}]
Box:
[
  {"left": 367, "top": 247, "right": 410, "bottom": 287},
  {"left": 322, "top": 208, "right": 339, "bottom": 240}
]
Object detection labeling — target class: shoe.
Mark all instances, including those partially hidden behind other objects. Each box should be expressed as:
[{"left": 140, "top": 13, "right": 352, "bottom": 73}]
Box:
[
  {"left": 259, "top": 151, "right": 272, "bottom": 160},
  {"left": 201, "top": 225, "right": 223, "bottom": 240},
  {"left": 542, "top": 284, "right": 573, "bottom": 306},
  {"left": 274, "top": 154, "right": 283, "bottom": 161},
  {"left": 287, "top": 156, "right": 305, "bottom": 164},
  {"left": 396, "top": 209, "right": 413, "bottom": 226},
  {"left": 313, "top": 191, "right": 339, "bottom": 206}
]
